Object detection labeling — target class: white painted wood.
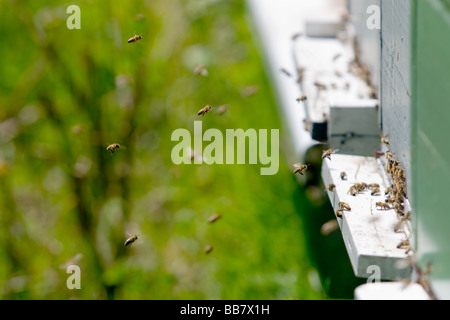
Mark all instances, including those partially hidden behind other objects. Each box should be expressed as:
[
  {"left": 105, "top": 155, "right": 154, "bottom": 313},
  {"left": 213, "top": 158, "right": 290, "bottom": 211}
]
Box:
[
  {"left": 321, "top": 154, "right": 412, "bottom": 280},
  {"left": 354, "top": 282, "right": 430, "bottom": 300}
]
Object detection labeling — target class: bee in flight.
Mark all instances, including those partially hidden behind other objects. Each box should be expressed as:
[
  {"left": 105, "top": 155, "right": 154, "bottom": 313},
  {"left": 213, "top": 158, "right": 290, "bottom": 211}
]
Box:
[
  {"left": 208, "top": 213, "right": 222, "bottom": 224},
  {"left": 322, "top": 148, "right": 339, "bottom": 160},
  {"left": 293, "top": 163, "right": 310, "bottom": 175},
  {"left": 124, "top": 234, "right": 138, "bottom": 247},
  {"left": 106, "top": 143, "right": 121, "bottom": 154},
  {"left": 296, "top": 96, "right": 307, "bottom": 103},
  {"left": 198, "top": 105, "right": 212, "bottom": 116},
  {"left": 204, "top": 245, "right": 213, "bottom": 254},
  {"left": 128, "top": 34, "right": 142, "bottom": 44}
]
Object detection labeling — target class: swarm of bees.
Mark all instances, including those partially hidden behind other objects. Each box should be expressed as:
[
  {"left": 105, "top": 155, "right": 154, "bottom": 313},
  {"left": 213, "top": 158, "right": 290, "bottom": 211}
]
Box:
[{"left": 198, "top": 105, "right": 213, "bottom": 116}]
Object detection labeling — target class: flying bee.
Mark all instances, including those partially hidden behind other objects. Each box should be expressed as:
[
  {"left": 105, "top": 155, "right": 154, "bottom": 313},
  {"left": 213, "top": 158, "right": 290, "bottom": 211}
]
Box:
[
  {"left": 208, "top": 213, "right": 222, "bottom": 224},
  {"left": 296, "top": 95, "right": 307, "bottom": 103},
  {"left": 194, "top": 64, "right": 208, "bottom": 76},
  {"left": 371, "top": 187, "right": 381, "bottom": 196},
  {"left": 340, "top": 171, "right": 347, "bottom": 180},
  {"left": 348, "top": 186, "right": 358, "bottom": 196},
  {"left": 280, "top": 68, "right": 292, "bottom": 77},
  {"left": 197, "top": 105, "right": 213, "bottom": 116},
  {"left": 204, "top": 245, "right": 213, "bottom": 254},
  {"left": 326, "top": 183, "right": 336, "bottom": 192},
  {"left": 376, "top": 202, "right": 391, "bottom": 210},
  {"left": 107, "top": 143, "right": 121, "bottom": 154},
  {"left": 381, "top": 135, "right": 390, "bottom": 145},
  {"left": 322, "top": 148, "right": 339, "bottom": 160},
  {"left": 320, "top": 220, "right": 339, "bottom": 236},
  {"left": 216, "top": 104, "right": 229, "bottom": 115},
  {"left": 124, "top": 234, "right": 138, "bottom": 247},
  {"left": 339, "top": 202, "right": 351, "bottom": 211},
  {"left": 128, "top": 34, "right": 142, "bottom": 44},
  {"left": 293, "top": 163, "right": 310, "bottom": 175}
]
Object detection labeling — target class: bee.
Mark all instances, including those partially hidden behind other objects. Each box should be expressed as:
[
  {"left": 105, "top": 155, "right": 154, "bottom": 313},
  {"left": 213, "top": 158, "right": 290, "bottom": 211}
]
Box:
[
  {"left": 340, "top": 171, "right": 347, "bottom": 180},
  {"left": 371, "top": 187, "right": 381, "bottom": 196},
  {"left": 385, "top": 196, "right": 395, "bottom": 204},
  {"left": 322, "top": 148, "right": 339, "bottom": 160},
  {"left": 397, "top": 239, "right": 410, "bottom": 249},
  {"left": 216, "top": 104, "right": 229, "bottom": 115},
  {"left": 197, "top": 105, "right": 213, "bottom": 116},
  {"left": 335, "top": 209, "right": 343, "bottom": 218},
  {"left": 293, "top": 163, "right": 310, "bottom": 175},
  {"left": 348, "top": 186, "right": 358, "bottom": 196},
  {"left": 368, "top": 183, "right": 380, "bottom": 189},
  {"left": 394, "top": 211, "right": 411, "bottom": 233},
  {"left": 326, "top": 183, "right": 336, "bottom": 192},
  {"left": 381, "top": 135, "right": 390, "bottom": 145},
  {"left": 385, "top": 187, "right": 393, "bottom": 196},
  {"left": 352, "top": 183, "right": 367, "bottom": 192},
  {"left": 194, "top": 64, "right": 208, "bottom": 76},
  {"left": 320, "top": 220, "right": 339, "bottom": 236},
  {"left": 204, "top": 245, "right": 213, "bottom": 254},
  {"left": 296, "top": 95, "right": 307, "bottom": 103},
  {"left": 376, "top": 202, "right": 391, "bottom": 210},
  {"left": 280, "top": 68, "right": 292, "bottom": 77},
  {"left": 124, "top": 234, "right": 138, "bottom": 247},
  {"left": 314, "top": 81, "right": 327, "bottom": 90},
  {"left": 339, "top": 202, "right": 351, "bottom": 211},
  {"left": 208, "top": 213, "right": 222, "bottom": 224},
  {"left": 128, "top": 34, "right": 142, "bottom": 44},
  {"left": 107, "top": 143, "right": 121, "bottom": 154},
  {"left": 385, "top": 151, "right": 394, "bottom": 162}
]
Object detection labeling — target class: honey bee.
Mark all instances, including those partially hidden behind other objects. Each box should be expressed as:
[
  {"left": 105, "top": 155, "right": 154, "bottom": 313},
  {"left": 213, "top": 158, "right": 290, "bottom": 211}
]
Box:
[
  {"left": 197, "top": 105, "right": 213, "bottom": 116},
  {"left": 340, "top": 171, "right": 347, "bottom": 180},
  {"left": 124, "top": 234, "right": 138, "bottom": 247},
  {"left": 326, "top": 183, "right": 336, "bottom": 192},
  {"left": 107, "top": 143, "right": 121, "bottom": 154},
  {"left": 385, "top": 187, "right": 393, "bottom": 195},
  {"left": 385, "top": 197, "right": 395, "bottom": 204},
  {"left": 376, "top": 202, "right": 391, "bottom": 210},
  {"left": 194, "top": 64, "right": 208, "bottom": 76},
  {"left": 339, "top": 202, "right": 351, "bottom": 211},
  {"left": 208, "top": 213, "right": 222, "bottom": 224},
  {"left": 385, "top": 151, "right": 394, "bottom": 162},
  {"left": 397, "top": 239, "right": 410, "bottom": 249},
  {"left": 381, "top": 135, "right": 390, "bottom": 145},
  {"left": 216, "top": 104, "right": 229, "bottom": 115},
  {"left": 293, "top": 163, "right": 310, "bottom": 175},
  {"left": 368, "top": 183, "right": 380, "bottom": 189},
  {"left": 394, "top": 211, "right": 411, "bottom": 233},
  {"left": 314, "top": 81, "right": 327, "bottom": 90},
  {"left": 335, "top": 209, "right": 343, "bottom": 218},
  {"left": 371, "top": 187, "right": 381, "bottom": 196},
  {"left": 322, "top": 148, "right": 339, "bottom": 160},
  {"left": 320, "top": 220, "right": 339, "bottom": 236},
  {"left": 280, "top": 68, "right": 292, "bottom": 77},
  {"left": 348, "top": 186, "right": 358, "bottom": 196},
  {"left": 204, "top": 245, "right": 213, "bottom": 254},
  {"left": 128, "top": 34, "right": 142, "bottom": 44},
  {"left": 296, "top": 96, "right": 307, "bottom": 103}
]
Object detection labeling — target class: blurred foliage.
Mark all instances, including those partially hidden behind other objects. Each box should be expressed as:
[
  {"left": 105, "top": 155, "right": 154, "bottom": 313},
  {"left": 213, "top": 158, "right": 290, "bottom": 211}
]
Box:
[{"left": 0, "top": 0, "right": 361, "bottom": 300}]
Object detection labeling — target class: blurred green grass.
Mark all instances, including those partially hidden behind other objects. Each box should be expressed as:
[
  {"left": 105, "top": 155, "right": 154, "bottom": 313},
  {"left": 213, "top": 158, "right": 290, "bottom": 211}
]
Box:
[{"left": 0, "top": 0, "right": 361, "bottom": 300}]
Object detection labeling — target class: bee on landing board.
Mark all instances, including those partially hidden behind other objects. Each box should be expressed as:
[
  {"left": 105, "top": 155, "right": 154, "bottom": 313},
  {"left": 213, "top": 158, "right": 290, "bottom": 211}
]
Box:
[
  {"left": 293, "top": 163, "right": 309, "bottom": 175},
  {"left": 128, "top": 34, "right": 142, "bottom": 44},
  {"left": 107, "top": 143, "right": 121, "bottom": 154},
  {"left": 197, "top": 105, "right": 212, "bottom": 116},
  {"left": 124, "top": 234, "right": 138, "bottom": 247}
]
